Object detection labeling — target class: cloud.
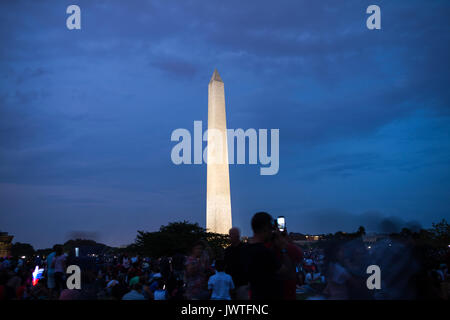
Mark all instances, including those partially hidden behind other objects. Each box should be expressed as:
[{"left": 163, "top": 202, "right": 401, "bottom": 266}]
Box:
[{"left": 151, "top": 55, "right": 198, "bottom": 78}]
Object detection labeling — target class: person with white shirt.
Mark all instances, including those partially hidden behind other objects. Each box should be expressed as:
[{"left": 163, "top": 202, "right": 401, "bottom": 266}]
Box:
[
  {"left": 208, "top": 260, "right": 234, "bottom": 300},
  {"left": 51, "top": 245, "right": 67, "bottom": 295}
]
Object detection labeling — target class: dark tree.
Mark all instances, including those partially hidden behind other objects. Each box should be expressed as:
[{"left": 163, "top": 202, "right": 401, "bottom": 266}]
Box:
[
  {"left": 429, "top": 219, "right": 450, "bottom": 246},
  {"left": 357, "top": 226, "right": 366, "bottom": 236},
  {"left": 11, "top": 242, "right": 35, "bottom": 258},
  {"left": 63, "top": 239, "right": 112, "bottom": 256},
  {"left": 134, "top": 221, "right": 229, "bottom": 258}
]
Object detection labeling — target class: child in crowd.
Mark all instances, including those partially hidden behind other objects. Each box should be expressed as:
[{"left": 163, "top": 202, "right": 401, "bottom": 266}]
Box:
[{"left": 207, "top": 260, "right": 234, "bottom": 300}]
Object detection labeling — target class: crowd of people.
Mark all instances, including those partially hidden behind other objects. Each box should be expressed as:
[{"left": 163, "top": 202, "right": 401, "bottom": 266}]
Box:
[{"left": 0, "top": 212, "right": 449, "bottom": 300}]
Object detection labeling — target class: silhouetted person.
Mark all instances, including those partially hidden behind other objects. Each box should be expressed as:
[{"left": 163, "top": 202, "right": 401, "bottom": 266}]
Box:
[
  {"left": 244, "top": 212, "right": 292, "bottom": 300},
  {"left": 52, "top": 245, "right": 66, "bottom": 296},
  {"left": 224, "top": 227, "right": 248, "bottom": 299},
  {"left": 267, "top": 231, "right": 303, "bottom": 299}
]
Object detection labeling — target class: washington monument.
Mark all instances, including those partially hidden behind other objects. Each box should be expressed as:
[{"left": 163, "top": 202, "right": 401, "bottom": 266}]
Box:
[{"left": 206, "top": 69, "right": 232, "bottom": 234}]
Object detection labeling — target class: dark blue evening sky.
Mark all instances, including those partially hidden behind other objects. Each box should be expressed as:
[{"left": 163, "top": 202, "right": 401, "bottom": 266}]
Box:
[{"left": 1, "top": 0, "right": 449, "bottom": 248}]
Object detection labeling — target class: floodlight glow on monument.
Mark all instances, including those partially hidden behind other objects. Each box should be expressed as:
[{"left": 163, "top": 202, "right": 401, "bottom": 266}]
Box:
[{"left": 206, "top": 69, "right": 232, "bottom": 235}]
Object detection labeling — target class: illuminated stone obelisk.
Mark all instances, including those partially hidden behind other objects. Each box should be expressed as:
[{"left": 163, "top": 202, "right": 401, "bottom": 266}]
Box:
[{"left": 206, "top": 69, "right": 232, "bottom": 234}]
